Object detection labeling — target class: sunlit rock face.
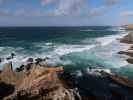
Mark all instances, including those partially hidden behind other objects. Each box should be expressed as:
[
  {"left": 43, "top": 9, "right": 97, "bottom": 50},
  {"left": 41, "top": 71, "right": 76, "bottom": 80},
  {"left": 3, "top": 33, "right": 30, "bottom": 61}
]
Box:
[
  {"left": 120, "top": 32, "right": 133, "bottom": 44},
  {"left": 0, "top": 63, "right": 81, "bottom": 100},
  {"left": 127, "top": 24, "right": 133, "bottom": 30}
]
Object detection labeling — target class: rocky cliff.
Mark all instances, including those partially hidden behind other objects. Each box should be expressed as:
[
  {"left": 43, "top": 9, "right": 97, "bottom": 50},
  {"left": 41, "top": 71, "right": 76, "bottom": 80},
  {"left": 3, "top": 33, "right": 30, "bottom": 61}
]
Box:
[
  {"left": 120, "top": 32, "right": 133, "bottom": 43},
  {"left": 0, "top": 63, "right": 81, "bottom": 100}
]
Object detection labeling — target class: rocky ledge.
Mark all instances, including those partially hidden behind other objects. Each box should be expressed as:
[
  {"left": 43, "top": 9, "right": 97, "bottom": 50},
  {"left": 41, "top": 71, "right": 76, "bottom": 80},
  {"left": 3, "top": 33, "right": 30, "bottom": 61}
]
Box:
[
  {"left": 0, "top": 63, "right": 81, "bottom": 100},
  {"left": 0, "top": 61, "right": 133, "bottom": 100},
  {"left": 119, "top": 32, "right": 133, "bottom": 64}
]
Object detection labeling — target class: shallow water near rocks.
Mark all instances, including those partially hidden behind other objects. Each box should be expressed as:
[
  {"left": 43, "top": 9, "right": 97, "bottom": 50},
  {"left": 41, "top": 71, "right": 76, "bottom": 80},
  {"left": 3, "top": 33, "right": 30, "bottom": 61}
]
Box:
[{"left": 0, "top": 26, "right": 133, "bottom": 79}]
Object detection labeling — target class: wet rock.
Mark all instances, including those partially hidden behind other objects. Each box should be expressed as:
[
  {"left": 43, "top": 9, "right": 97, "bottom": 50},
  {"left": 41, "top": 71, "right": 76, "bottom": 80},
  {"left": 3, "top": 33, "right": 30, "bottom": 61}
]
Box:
[
  {"left": 11, "top": 53, "right": 16, "bottom": 58},
  {"left": 120, "top": 32, "right": 133, "bottom": 44},
  {"left": 35, "top": 58, "right": 43, "bottom": 64},
  {"left": 127, "top": 58, "right": 133, "bottom": 64},
  {"left": 27, "top": 58, "right": 34, "bottom": 63},
  {"left": 118, "top": 51, "right": 127, "bottom": 54},
  {"left": 0, "top": 58, "right": 2, "bottom": 63},
  {"left": 43, "top": 57, "right": 50, "bottom": 61},
  {"left": 6, "top": 53, "right": 16, "bottom": 60},
  {"left": 6, "top": 57, "right": 12, "bottom": 60},
  {"left": 15, "top": 65, "right": 25, "bottom": 72},
  {"left": 118, "top": 51, "right": 133, "bottom": 57},
  {"left": 101, "top": 71, "right": 133, "bottom": 88}
]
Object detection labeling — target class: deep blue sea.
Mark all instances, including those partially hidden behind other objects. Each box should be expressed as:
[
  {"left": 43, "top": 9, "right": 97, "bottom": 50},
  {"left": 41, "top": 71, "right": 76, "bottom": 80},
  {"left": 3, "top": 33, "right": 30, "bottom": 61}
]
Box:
[{"left": 0, "top": 26, "right": 133, "bottom": 79}]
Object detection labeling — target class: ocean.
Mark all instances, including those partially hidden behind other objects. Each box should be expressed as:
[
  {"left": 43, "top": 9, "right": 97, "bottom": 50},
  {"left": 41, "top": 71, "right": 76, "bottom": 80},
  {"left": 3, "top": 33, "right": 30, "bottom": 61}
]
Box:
[{"left": 0, "top": 26, "right": 133, "bottom": 79}]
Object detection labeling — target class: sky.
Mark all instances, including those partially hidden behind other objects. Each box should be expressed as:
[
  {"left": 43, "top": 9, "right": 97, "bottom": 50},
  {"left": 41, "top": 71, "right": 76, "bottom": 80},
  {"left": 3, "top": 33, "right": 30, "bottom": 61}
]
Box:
[{"left": 0, "top": 0, "right": 133, "bottom": 26}]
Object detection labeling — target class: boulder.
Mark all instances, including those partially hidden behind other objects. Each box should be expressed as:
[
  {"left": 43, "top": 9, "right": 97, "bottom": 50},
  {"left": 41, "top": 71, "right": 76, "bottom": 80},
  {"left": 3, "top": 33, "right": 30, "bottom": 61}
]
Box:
[
  {"left": 35, "top": 58, "right": 43, "bottom": 64},
  {"left": 15, "top": 65, "right": 25, "bottom": 72},
  {"left": 126, "top": 58, "right": 133, "bottom": 64},
  {"left": 120, "top": 32, "right": 133, "bottom": 44},
  {"left": 127, "top": 24, "right": 133, "bottom": 30},
  {"left": 27, "top": 58, "right": 34, "bottom": 63},
  {"left": 118, "top": 51, "right": 133, "bottom": 57},
  {"left": 0, "top": 58, "right": 2, "bottom": 63},
  {"left": 101, "top": 71, "right": 133, "bottom": 88}
]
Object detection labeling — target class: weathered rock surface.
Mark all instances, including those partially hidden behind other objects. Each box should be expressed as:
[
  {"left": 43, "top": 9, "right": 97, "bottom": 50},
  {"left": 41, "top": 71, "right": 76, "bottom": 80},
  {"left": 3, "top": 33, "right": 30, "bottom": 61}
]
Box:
[
  {"left": 119, "top": 31, "right": 133, "bottom": 64},
  {"left": 126, "top": 58, "right": 133, "bottom": 64},
  {"left": 1, "top": 62, "right": 133, "bottom": 100},
  {"left": 0, "top": 63, "right": 81, "bottom": 100},
  {"left": 120, "top": 32, "right": 133, "bottom": 44},
  {"left": 127, "top": 24, "right": 133, "bottom": 30}
]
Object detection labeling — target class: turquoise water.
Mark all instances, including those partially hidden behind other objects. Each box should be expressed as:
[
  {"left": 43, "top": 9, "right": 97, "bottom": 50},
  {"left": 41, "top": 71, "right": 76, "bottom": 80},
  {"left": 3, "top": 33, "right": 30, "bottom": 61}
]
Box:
[{"left": 0, "top": 26, "right": 133, "bottom": 79}]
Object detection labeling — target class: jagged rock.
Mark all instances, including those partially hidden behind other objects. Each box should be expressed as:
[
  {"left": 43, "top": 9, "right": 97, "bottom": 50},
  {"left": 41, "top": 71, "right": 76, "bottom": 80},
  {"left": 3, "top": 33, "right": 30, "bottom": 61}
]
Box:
[
  {"left": 6, "top": 53, "right": 16, "bottom": 60},
  {"left": 0, "top": 63, "right": 81, "bottom": 100},
  {"left": 35, "top": 58, "right": 43, "bottom": 64},
  {"left": 101, "top": 71, "right": 133, "bottom": 88},
  {"left": 11, "top": 53, "right": 16, "bottom": 58},
  {"left": 118, "top": 51, "right": 133, "bottom": 57},
  {"left": 120, "top": 32, "right": 133, "bottom": 44},
  {"left": 127, "top": 24, "right": 133, "bottom": 30},
  {"left": 15, "top": 65, "right": 25, "bottom": 72},
  {"left": 0, "top": 63, "right": 17, "bottom": 85},
  {"left": 27, "top": 58, "right": 34, "bottom": 63},
  {"left": 127, "top": 58, "right": 133, "bottom": 64},
  {"left": 0, "top": 58, "right": 2, "bottom": 63}
]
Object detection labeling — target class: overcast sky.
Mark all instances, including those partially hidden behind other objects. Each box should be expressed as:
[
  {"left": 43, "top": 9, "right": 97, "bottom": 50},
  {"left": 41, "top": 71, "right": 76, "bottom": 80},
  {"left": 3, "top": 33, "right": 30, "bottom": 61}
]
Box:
[{"left": 0, "top": 0, "right": 133, "bottom": 26}]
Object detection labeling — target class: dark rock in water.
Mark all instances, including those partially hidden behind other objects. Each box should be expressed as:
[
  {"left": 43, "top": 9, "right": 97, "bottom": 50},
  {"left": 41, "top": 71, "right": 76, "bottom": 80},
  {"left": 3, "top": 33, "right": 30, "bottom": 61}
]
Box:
[
  {"left": 6, "top": 57, "right": 12, "bottom": 60},
  {"left": 6, "top": 53, "right": 16, "bottom": 60},
  {"left": 118, "top": 51, "right": 127, "bottom": 54},
  {"left": 11, "top": 53, "right": 16, "bottom": 58},
  {"left": 15, "top": 65, "right": 25, "bottom": 72},
  {"left": 27, "top": 58, "right": 34, "bottom": 63},
  {"left": 43, "top": 57, "right": 50, "bottom": 61},
  {"left": 101, "top": 71, "right": 133, "bottom": 88},
  {"left": 120, "top": 32, "right": 133, "bottom": 44},
  {"left": 35, "top": 58, "right": 43, "bottom": 64},
  {"left": 118, "top": 51, "right": 133, "bottom": 57},
  {"left": 126, "top": 58, "right": 133, "bottom": 64},
  {"left": 35, "top": 57, "right": 50, "bottom": 64},
  {"left": 0, "top": 58, "right": 2, "bottom": 63}
]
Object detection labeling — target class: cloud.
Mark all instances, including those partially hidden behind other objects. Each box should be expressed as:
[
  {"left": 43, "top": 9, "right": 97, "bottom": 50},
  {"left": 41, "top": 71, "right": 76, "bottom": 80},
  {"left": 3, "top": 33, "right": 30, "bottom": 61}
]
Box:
[
  {"left": 120, "top": 11, "right": 133, "bottom": 17},
  {"left": 0, "top": 0, "right": 122, "bottom": 18},
  {"left": 54, "top": 0, "right": 84, "bottom": 16},
  {"left": 105, "top": 0, "right": 120, "bottom": 6},
  {"left": 40, "top": 0, "right": 121, "bottom": 17},
  {"left": 0, "top": 10, "right": 12, "bottom": 16},
  {"left": 41, "top": 0, "right": 59, "bottom": 5}
]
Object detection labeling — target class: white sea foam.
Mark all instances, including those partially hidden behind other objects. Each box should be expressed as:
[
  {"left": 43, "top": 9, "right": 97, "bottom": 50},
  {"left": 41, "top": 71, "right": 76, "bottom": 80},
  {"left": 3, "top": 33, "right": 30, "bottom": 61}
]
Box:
[
  {"left": 85, "top": 67, "right": 111, "bottom": 75},
  {"left": 71, "top": 70, "right": 83, "bottom": 77},
  {"left": 54, "top": 44, "right": 95, "bottom": 56},
  {"left": 96, "top": 32, "right": 128, "bottom": 46}
]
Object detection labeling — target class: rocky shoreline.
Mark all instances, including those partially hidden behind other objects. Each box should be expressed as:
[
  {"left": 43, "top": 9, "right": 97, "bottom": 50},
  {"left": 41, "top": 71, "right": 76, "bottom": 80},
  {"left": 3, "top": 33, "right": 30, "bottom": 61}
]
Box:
[
  {"left": 0, "top": 59, "right": 133, "bottom": 100},
  {"left": 119, "top": 29, "right": 133, "bottom": 64},
  {"left": 1, "top": 26, "right": 133, "bottom": 100}
]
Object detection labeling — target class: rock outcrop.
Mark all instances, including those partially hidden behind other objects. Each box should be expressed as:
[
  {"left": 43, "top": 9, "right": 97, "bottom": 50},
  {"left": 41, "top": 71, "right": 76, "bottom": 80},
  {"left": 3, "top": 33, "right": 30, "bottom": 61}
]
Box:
[
  {"left": 127, "top": 24, "right": 133, "bottom": 30},
  {"left": 119, "top": 31, "right": 133, "bottom": 64},
  {"left": 0, "top": 63, "right": 81, "bottom": 100},
  {"left": 120, "top": 32, "right": 133, "bottom": 43}
]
